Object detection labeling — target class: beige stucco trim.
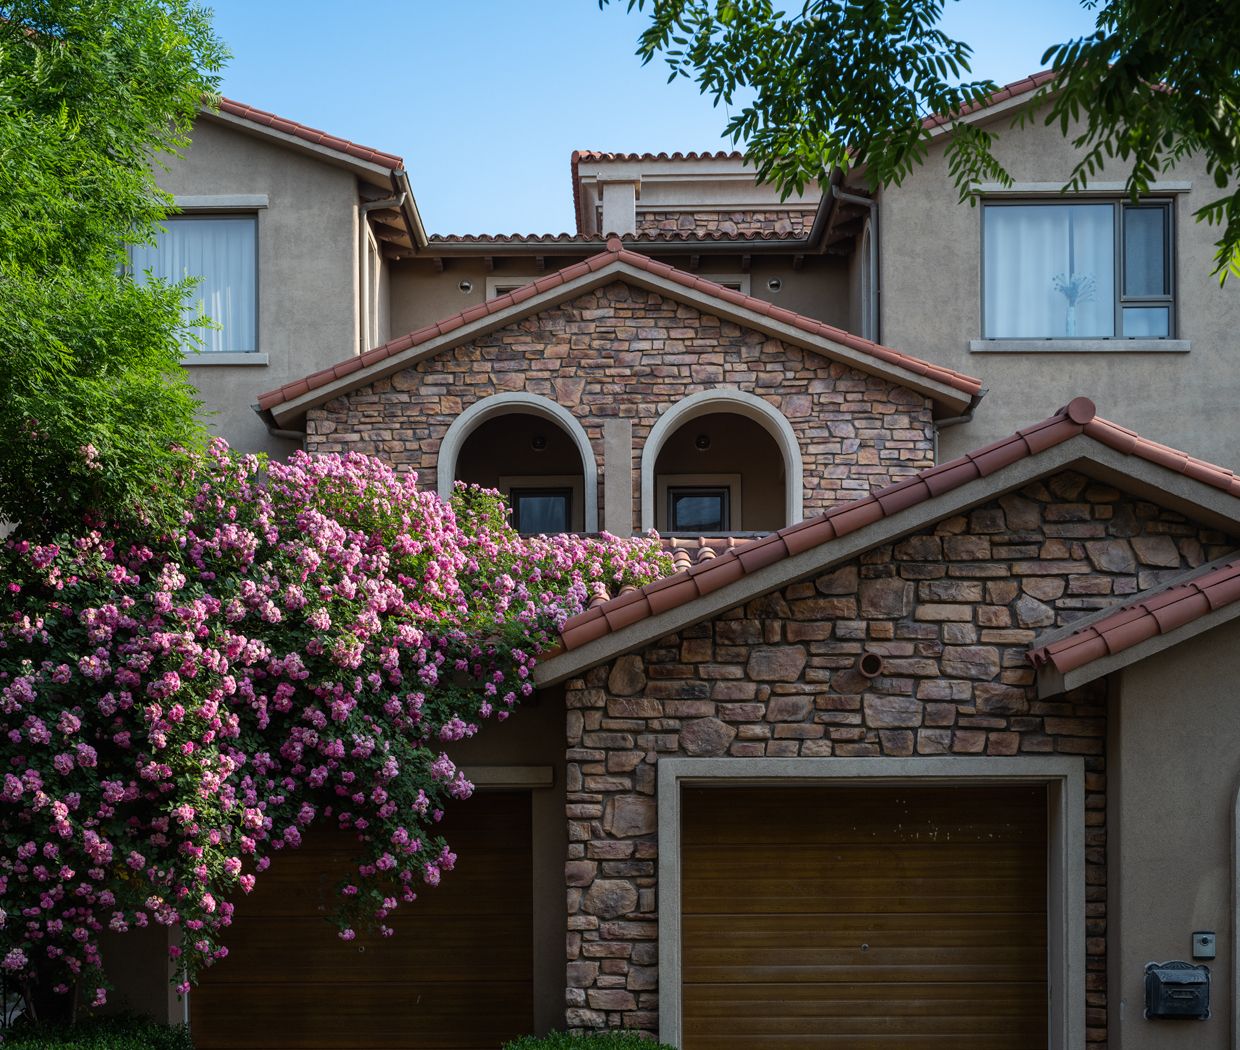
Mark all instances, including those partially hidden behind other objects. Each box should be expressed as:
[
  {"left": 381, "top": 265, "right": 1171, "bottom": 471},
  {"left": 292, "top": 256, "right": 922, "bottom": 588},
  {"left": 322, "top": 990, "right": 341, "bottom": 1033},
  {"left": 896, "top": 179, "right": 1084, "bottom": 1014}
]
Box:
[
  {"left": 655, "top": 756, "right": 1086, "bottom": 1050},
  {"left": 268, "top": 257, "right": 975, "bottom": 426},
  {"left": 536, "top": 433, "right": 1240, "bottom": 687},
  {"left": 181, "top": 352, "right": 268, "bottom": 367},
  {"left": 640, "top": 388, "right": 803, "bottom": 533},
  {"left": 459, "top": 765, "right": 554, "bottom": 789},
  {"left": 971, "top": 339, "right": 1190, "bottom": 354},
  {"left": 603, "top": 419, "right": 634, "bottom": 538},
  {"left": 978, "top": 180, "right": 1192, "bottom": 195},
  {"left": 437, "top": 392, "right": 600, "bottom": 534},
  {"left": 173, "top": 194, "right": 269, "bottom": 210}
]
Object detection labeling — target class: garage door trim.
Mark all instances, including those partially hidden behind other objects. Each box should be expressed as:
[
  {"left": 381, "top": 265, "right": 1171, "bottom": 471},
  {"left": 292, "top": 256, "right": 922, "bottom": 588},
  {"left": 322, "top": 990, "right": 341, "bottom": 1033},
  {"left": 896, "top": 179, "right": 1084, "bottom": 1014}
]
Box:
[{"left": 656, "top": 756, "right": 1085, "bottom": 1050}]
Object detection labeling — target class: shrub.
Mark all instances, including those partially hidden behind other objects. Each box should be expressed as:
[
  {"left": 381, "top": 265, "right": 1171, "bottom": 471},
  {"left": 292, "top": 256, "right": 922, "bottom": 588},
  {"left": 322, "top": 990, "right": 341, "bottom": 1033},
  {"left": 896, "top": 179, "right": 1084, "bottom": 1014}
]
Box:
[
  {"left": 0, "top": 1015, "right": 192, "bottom": 1050},
  {"left": 0, "top": 443, "right": 671, "bottom": 1005},
  {"left": 503, "top": 1033, "right": 675, "bottom": 1050}
]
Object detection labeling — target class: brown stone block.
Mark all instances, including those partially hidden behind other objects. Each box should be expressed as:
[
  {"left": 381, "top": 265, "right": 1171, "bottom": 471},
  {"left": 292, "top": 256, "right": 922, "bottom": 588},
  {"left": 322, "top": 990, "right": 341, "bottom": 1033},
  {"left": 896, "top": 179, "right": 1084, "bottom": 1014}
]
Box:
[
  {"left": 787, "top": 622, "right": 833, "bottom": 641},
  {"left": 1058, "top": 737, "right": 1104, "bottom": 754},
  {"left": 916, "top": 603, "right": 974, "bottom": 622},
  {"left": 679, "top": 717, "right": 737, "bottom": 756},
  {"left": 566, "top": 860, "right": 598, "bottom": 886},
  {"left": 643, "top": 681, "right": 710, "bottom": 699},
  {"left": 952, "top": 729, "right": 986, "bottom": 753},
  {"left": 791, "top": 598, "right": 858, "bottom": 620},
  {"left": 941, "top": 646, "right": 1000, "bottom": 679},
  {"left": 715, "top": 620, "right": 762, "bottom": 644},
  {"left": 608, "top": 698, "right": 662, "bottom": 719},
  {"left": 917, "top": 728, "right": 952, "bottom": 754},
  {"left": 774, "top": 724, "right": 825, "bottom": 738},
  {"left": 711, "top": 681, "right": 758, "bottom": 701},
  {"left": 603, "top": 796, "right": 658, "bottom": 837},
  {"left": 835, "top": 742, "right": 881, "bottom": 756},
  {"left": 944, "top": 535, "right": 991, "bottom": 561},
  {"left": 567, "top": 804, "right": 604, "bottom": 819},
  {"left": 987, "top": 732, "right": 1020, "bottom": 756},
  {"left": 730, "top": 741, "right": 766, "bottom": 757},
  {"left": 801, "top": 740, "right": 833, "bottom": 756},
  {"left": 568, "top": 688, "right": 607, "bottom": 709},
  {"left": 863, "top": 694, "right": 923, "bottom": 728},
  {"left": 921, "top": 580, "right": 984, "bottom": 603},
  {"left": 817, "top": 693, "right": 862, "bottom": 710},
  {"left": 665, "top": 700, "right": 714, "bottom": 718},
  {"left": 879, "top": 729, "right": 915, "bottom": 755},
  {"left": 1023, "top": 577, "right": 1066, "bottom": 600},
  {"left": 1045, "top": 717, "right": 1105, "bottom": 737},
  {"left": 635, "top": 734, "right": 679, "bottom": 751},
  {"left": 977, "top": 605, "right": 1012, "bottom": 627},
  {"left": 816, "top": 565, "right": 859, "bottom": 594},
  {"left": 923, "top": 702, "right": 957, "bottom": 726},
  {"left": 894, "top": 535, "right": 942, "bottom": 561},
  {"left": 747, "top": 646, "right": 807, "bottom": 681},
  {"left": 766, "top": 696, "right": 813, "bottom": 721},
  {"left": 881, "top": 658, "right": 940, "bottom": 676},
  {"left": 859, "top": 578, "right": 914, "bottom": 618},
  {"left": 1131, "top": 535, "right": 1180, "bottom": 567}
]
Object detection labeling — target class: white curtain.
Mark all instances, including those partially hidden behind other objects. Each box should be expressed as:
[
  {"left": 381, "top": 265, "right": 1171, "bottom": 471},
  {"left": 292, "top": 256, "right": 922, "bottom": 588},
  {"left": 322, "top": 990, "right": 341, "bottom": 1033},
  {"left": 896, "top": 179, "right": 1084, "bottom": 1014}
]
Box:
[
  {"left": 131, "top": 218, "right": 256, "bottom": 353},
  {"left": 984, "top": 204, "right": 1114, "bottom": 338}
]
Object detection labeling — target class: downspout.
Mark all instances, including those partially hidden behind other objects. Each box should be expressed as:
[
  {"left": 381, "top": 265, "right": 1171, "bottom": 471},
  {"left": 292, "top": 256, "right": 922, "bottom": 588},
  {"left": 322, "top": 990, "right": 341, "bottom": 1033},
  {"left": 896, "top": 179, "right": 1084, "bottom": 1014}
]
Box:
[
  {"left": 832, "top": 184, "right": 880, "bottom": 343},
  {"left": 932, "top": 389, "right": 987, "bottom": 464},
  {"left": 252, "top": 404, "right": 307, "bottom": 453}
]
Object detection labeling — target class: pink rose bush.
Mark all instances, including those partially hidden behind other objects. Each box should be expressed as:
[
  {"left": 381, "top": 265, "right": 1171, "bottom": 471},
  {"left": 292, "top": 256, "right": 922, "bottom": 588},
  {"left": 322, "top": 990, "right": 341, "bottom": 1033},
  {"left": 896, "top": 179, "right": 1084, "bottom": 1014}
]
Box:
[{"left": 0, "top": 441, "right": 670, "bottom": 1004}]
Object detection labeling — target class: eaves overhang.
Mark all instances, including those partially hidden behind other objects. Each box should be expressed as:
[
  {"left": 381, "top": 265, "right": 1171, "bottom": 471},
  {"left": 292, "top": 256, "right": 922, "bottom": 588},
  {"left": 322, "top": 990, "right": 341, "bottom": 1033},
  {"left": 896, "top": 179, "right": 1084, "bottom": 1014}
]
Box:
[
  {"left": 263, "top": 247, "right": 979, "bottom": 427},
  {"left": 534, "top": 425, "right": 1240, "bottom": 689}
]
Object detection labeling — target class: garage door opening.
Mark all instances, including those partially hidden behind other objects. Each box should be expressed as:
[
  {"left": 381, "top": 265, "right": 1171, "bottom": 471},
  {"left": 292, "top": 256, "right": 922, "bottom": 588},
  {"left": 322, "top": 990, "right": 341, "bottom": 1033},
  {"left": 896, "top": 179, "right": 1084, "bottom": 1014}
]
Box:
[
  {"left": 681, "top": 783, "right": 1049, "bottom": 1049},
  {"left": 191, "top": 791, "right": 533, "bottom": 1050}
]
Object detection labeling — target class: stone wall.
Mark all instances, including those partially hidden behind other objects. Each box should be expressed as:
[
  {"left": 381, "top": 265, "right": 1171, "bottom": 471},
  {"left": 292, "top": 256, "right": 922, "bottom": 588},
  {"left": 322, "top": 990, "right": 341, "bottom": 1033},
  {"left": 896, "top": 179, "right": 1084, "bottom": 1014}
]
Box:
[
  {"left": 634, "top": 210, "right": 814, "bottom": 238},
  {"left": 305, "top": 281, "right": 935, "bottom": 526},
  {"left": 560, "top": 471, "right": 1237, "bottom": 1045}
]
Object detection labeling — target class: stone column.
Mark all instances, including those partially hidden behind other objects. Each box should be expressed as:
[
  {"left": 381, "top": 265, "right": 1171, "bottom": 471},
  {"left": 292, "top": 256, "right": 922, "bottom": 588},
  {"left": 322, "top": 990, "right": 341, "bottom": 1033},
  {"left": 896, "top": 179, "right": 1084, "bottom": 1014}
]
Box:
[{"left": 604, "top": 419, "right": 633, "bottom": 537}]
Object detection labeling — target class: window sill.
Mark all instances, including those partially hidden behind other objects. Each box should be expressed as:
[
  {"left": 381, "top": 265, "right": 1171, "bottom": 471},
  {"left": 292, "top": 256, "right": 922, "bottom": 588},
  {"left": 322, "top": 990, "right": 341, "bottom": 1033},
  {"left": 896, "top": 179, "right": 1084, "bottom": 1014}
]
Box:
[
  {"left": 969, "top": 339, "right": 1189, "bottom": 354},
  {"left": 181, "top": 353, "right": 268, "bottom": 366}
]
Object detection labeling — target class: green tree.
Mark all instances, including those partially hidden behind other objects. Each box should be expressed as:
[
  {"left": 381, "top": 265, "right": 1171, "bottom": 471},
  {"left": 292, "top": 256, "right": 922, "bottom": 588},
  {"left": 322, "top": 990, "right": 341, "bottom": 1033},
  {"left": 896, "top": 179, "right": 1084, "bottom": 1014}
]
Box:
[
  {"left": 0, "top": 1, "right": 229, "bottom": 538},
  {"left": 606, "top": 0, "right": 1240, "bottom": 281}
]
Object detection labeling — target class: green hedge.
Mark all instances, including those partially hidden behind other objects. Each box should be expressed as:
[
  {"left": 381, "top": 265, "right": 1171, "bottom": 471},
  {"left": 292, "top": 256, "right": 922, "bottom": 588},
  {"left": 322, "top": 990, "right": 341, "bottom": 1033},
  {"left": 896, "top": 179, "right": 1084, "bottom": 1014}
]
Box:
[
  {"left": 0, "top": 1016, "right": 193, "bottom": 1050},
  {"left": 503, "top": 1032, "right": 674, "bottom": 1050}
]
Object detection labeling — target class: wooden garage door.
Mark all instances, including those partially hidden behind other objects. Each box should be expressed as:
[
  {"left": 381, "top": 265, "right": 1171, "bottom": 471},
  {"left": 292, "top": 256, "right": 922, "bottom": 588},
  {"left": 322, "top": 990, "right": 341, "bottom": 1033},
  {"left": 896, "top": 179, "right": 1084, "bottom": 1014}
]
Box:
[
  {"left": 192, "top": 791, "right": 533, "bottom": 1050},
  {"left": 682, "top": 784, "right": 1048, "bottom": 1050}
]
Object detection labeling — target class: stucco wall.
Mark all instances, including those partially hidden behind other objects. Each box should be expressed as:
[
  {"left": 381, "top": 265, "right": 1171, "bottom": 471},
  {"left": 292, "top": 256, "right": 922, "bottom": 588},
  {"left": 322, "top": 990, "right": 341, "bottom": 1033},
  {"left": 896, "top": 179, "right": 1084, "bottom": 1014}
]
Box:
[
  {"left": 1107, "top": 619, "right": 1240, "bottom": 1048},
  {"left": 154, "top": 118, "right": 363, "bottom": 458},
  {"left": 307, "top": 280, "right": 932, "bottom": 532},
  {"left": 878, "top": 112, "right": 1240, "bottom": 465}
]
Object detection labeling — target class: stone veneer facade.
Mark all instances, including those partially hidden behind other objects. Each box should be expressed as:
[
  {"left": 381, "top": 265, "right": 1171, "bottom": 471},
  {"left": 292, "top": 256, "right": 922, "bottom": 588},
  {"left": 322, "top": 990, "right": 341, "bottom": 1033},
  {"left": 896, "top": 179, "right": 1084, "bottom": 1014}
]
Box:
[
  {"left": 305, "top": 281, "right": 934, "bottom": 526},
  {"left": 634, "top": 210, "right": 814, "bottom": 238},
  {"left": 560, "top": 471, "right": 1238, "bottom": 1046}
]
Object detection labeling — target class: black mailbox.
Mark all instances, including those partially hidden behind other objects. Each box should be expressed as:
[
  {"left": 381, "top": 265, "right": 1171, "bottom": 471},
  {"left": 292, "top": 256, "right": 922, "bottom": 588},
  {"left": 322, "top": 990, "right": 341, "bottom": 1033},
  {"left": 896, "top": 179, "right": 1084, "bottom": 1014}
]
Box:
[{"left": 1144, "top": 960, "right": 1210, "bottom": 1020}]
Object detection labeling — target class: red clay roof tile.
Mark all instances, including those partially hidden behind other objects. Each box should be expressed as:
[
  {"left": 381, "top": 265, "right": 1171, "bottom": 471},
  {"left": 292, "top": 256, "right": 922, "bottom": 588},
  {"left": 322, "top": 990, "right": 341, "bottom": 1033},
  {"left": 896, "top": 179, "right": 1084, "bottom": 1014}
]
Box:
[
  {"left": 215, "top": 98, "right": 404, "bottom": 170},
  {"left": 1027, "top": 558, "right": 1240, "bottom": 675},
  {"left": 256, "top": 242, "right": 983, "bottom": 412},
  {"left": 555, "top": 397, "right": 1240, "bottom": 653}
]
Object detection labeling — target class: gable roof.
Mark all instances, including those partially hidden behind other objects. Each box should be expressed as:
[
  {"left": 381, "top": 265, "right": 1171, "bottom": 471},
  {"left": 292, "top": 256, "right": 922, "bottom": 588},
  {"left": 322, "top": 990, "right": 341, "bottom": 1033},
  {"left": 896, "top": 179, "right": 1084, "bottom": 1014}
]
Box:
[
  {"left": 255, "top": 238, "right": 982, "bottom": 425},
  {"left": 216, "top": 98, "right": 405, "bottom": 170},
  {"left": 535, "top": 397, "right": 1240, "bottom": 687},
  {"left": 1026, "top": 555, "right": 1240, "bottom": 695},
  {"left": 922, "top": 70, "right": 1057, "bottom": 133}
]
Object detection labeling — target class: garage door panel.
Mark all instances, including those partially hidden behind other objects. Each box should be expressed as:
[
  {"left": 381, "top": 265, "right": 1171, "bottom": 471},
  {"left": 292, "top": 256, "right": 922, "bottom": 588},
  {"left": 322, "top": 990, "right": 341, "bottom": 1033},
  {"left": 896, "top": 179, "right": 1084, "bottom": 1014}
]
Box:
[
  {"left": 681, "top": 785, "right": 1048, "bottom": 1050},
  {"left": 192, "top": 792, "right": 533, "bottom": 1050},
  {"left": 192, "top": 980, "right": 533, "bottom": 1049}
]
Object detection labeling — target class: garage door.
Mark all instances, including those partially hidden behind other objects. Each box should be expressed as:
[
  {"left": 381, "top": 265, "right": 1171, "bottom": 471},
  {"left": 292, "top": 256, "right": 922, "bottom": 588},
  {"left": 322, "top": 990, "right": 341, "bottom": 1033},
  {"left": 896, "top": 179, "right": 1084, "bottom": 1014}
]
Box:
[
  {"left": 682, "top": 784, "right": 1048, "bottom": 1050},
  {"left": 192, "top": 791, "right": 533, "bottom": 1050}
]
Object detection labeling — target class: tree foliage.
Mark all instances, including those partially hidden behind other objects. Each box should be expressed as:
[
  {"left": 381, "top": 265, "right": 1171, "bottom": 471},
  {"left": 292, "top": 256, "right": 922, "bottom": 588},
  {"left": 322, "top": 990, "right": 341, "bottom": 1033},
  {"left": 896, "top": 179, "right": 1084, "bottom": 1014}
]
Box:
[
  {"left": 606, "top": 0, "right": 1240, "bottom": 281},
  {"left": 0, "top": 443, "right": 672, "bottom": 1015},
  {"left": 0, "top": 1, "right": 229, "bottom": 538}
]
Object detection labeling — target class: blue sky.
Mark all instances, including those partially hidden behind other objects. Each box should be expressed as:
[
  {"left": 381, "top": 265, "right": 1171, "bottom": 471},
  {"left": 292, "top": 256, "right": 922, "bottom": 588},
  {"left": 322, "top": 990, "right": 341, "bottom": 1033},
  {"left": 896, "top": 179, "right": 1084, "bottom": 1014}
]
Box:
[{"left": 203, "top": 0, "right": 1098, "bottom": 236}]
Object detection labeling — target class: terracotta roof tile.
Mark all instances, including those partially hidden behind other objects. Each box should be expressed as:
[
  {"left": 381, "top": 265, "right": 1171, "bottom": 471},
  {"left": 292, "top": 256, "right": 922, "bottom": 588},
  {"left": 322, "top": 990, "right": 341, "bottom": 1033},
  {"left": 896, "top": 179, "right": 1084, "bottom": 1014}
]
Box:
[
  {"left": 921, "top": 70, "right": 1058, "bottom": 130},
  {"left": 427, "top": 229, "right": 818, "bottom": 245},
  {"left": 554, "top": 397, "right": 1240, "bottom": 653},
  {"left": 1027, "top": 559, "right": 1240, "bottom": 675},
  {"left": 256, "top": 239, "right": 983, "bottom": 412},
  {"left": 215, "top": 98, "right": 404, "bottom": 170}
]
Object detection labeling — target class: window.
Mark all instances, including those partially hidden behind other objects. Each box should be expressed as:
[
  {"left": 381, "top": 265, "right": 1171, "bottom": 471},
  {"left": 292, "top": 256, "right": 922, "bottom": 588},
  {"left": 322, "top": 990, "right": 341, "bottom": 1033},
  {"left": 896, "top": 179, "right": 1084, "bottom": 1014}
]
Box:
[
  {"left": 130, "top": 216, "right": 257, "bottom": 353},
  {"left": 982, "top": 200, "right": 1173, "bottom": 339},
  {"left": 509, "top": 487, "right": 572, "bottom": 534},
  {"left": 668, "top": 486, "right": 730, "bottom": 532}
]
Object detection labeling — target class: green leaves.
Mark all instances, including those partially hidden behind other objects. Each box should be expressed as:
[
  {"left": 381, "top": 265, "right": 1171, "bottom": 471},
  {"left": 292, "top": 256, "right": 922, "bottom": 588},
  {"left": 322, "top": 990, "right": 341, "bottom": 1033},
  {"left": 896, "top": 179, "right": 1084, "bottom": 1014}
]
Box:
[
  {"left": 0, "top": 1, "right": 228, "bottom": 538},
  {"left": 608, "top": 0, "right": 1240, "bottom": 281}
]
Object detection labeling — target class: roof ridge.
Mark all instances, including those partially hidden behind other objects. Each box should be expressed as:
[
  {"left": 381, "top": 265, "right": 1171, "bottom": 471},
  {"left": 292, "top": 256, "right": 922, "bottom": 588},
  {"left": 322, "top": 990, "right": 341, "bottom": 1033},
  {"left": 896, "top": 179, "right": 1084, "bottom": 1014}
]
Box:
[
  {"left": 215, "top": 98, "right": 404, "bottom": 171},
  {"left": 551, "top": 397, "right": 1240, "bottom": 655},
  {"left": 257, "top": 239, "right": 981, "bottom": 413},
  {"left": 572, "top": 149, "right": 748, "bottom": 162}
]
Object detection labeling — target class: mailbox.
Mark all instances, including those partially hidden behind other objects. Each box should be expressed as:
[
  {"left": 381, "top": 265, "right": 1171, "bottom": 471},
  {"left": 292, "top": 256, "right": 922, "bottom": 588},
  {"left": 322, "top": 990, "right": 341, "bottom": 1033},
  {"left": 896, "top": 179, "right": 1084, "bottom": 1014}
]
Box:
[{"left": 1144, "top": 960, "right": 1210, "bottom": 1020}]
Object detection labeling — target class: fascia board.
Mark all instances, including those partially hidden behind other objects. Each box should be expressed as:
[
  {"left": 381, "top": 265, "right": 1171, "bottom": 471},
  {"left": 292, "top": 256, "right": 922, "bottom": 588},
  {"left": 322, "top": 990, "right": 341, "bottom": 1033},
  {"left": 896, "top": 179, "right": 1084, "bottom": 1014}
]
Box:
[
  {"left": 1037, "top": 601, "right": 1240, "bottom": 698},
  {"left": 607, "top": 261, "right": 975, "bottom": 414},
  {"left": 201, "top": 109, "right": 398, "bottom": 183},
  {"left": 924, "top": 86, "right": 1055, "bottom": 142},
  {"left": 534, "top": 434, "right": 1240, "bottom": 686},
  {"left": 271, "top": 257, "right": 977, "bottom": 425}
]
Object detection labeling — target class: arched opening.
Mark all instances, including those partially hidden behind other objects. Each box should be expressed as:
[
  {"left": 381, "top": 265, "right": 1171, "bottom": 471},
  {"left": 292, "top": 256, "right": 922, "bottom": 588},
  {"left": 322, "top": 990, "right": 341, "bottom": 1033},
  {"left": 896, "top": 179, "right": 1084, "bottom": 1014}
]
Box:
[
  {"left": 653, "top": 412, "right": 785, "bottom": 533},
  {"left": 641, "top": 388, "right": 803, "bottom": 533},
  {"left": 437, "top": 393, "right": 599, "bottom": 534},
  {"left": 456, "top": 413, "right": 587, "bottom": 533}
]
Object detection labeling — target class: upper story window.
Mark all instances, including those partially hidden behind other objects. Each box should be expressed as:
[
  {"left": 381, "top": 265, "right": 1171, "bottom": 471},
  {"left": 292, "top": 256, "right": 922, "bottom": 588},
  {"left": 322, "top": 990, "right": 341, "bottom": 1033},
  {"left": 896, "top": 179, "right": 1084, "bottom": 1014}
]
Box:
[
  {"left": 130, "top": 216, "right": 257, "bottom": 353},
  {"left": 982, "top": 200, "right": 1174, "bottom": 340}
]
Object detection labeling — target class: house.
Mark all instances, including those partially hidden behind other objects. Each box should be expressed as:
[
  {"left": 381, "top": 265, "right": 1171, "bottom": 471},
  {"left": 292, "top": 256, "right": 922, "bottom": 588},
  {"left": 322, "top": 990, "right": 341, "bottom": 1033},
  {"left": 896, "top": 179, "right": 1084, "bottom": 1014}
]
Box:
[{"left": 106, "top": 74, "right": 1240, "bottom": 1050}]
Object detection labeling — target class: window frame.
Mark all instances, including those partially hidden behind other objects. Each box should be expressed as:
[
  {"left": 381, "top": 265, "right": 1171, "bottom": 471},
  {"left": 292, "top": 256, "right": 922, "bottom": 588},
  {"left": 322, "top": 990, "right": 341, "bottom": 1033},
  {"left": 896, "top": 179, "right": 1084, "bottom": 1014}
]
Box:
[
  {"left": 129, "top": 212, "right": 261, "bottom": 355},
  {"left": 667, "top": 485, "right": 731, "bottom": 533},
  {"left": 980, "top": 197, "right": 1176, "bottom": 341},
  {"left": 508, "top": 486, "right": 574, "bottom": 535}
]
